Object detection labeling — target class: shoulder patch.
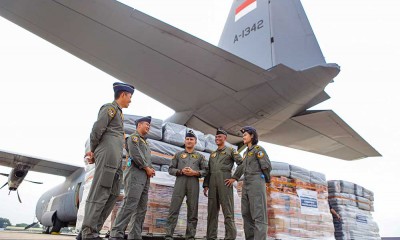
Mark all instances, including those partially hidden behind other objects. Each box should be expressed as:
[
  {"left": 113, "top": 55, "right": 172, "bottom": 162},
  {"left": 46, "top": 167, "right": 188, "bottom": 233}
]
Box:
[
  {"left": 257, "top": 151, "right": 265, "bottom": 159},
  {"left": 131, "top": 135, "right": 139, "bottom": 143},
  {"left": 107, "top": 107, "right": 116, "bottom": 117},
  {"left": 255, "top": 145, "right": 260, "bottom": 150}
]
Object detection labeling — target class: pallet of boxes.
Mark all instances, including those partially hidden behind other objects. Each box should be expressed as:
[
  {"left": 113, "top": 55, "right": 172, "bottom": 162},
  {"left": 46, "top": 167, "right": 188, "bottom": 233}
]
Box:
[
  {"left": 237, "top": 162, "right": 335, "bottom": 240},
  {"left": 328, "top": 180, "right": 381, "bottom": 240}
]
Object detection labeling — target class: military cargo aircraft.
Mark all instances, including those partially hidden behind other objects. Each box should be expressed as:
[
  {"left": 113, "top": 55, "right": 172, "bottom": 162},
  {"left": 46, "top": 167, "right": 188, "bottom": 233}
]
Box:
[{"left": 0, "top": 0, "right": 380, "bottom": 234}]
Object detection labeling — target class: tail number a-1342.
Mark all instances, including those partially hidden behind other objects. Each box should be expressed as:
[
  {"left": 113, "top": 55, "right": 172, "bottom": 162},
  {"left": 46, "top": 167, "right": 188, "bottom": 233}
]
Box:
[{"left": 233, "top": 20, "right": 264, "bottom": 43}]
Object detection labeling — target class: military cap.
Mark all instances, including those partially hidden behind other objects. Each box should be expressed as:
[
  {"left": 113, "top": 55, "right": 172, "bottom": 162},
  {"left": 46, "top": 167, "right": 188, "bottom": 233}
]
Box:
[
  {"left": 186, "top": 129, "right": 197, "bottom": 139},
  {"left": 135, "top": 116, "right": 152, "bottom": 125},
  {"left": 216, "top": 128, "right": 228, "bottom": 136},
  {"left": 113, "top": 82, "right": 135, "bottom": 94},
  {"left": 240, "top": 126, "right": 257, "bottom": 134}
]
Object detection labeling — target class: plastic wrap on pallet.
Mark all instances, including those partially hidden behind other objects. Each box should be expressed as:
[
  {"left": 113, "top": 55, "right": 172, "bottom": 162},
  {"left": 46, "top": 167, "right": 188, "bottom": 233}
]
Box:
[
  {"left": 151, "top": 154, "right": 171, "bottom": 166},
  {"left": 271, "top": 161, "right": 290, "bottom": 177},
  {"left": 123, "top": 114, "right": 163, "bottom": 140},
  {"left": 340, "top": 180, "right": 355, "bottom": 195},
  {"left": 289, "top": 164, "right": 311, "bottom": 183},
  {"left": 201, "top": 151, "right": 210, "bottom": 161},
  {"left": 225, "top": 141, "right": 238, "bottom": 151},
  {"left": 356, "top": 196, "right": 372, "bottom": 211},
  {"left": 310, "top": 171, "right": 327, "bottom": 186},
  {"left": 162, "top": 122, "right": 187, "bottom": 147},
  {"left": 148, "top": 139, "right": 184, "bottom": 156},
  {"left": 237, "top": 176, "right": 335, "bottom": 240},
  {"left": 330, "top": 205, "right": 380, "bottom": 240},
  {"left": 327, "top": 180, "right": 380, "bottom": 240},
  {"left": 363, "top": 187, "right": 375, "bottom": 201},
  {"left": 160, "top": 164, "right": 169, "bottom": 172},
  {"left": 204, "top": 134, "right": 218, "bottom": 153},
  {"left": 152, "top": 164, "right": 161, "bottom": 171}
]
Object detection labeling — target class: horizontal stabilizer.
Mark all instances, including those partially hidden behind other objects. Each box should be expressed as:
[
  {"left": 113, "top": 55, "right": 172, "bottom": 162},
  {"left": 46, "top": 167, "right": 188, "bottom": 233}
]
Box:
[{"left": 260, "top": 110, "right": 381, "bottom": 160}]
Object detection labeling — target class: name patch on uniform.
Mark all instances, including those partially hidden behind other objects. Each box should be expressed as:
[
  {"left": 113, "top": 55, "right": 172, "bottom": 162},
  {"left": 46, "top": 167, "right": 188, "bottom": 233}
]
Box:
[
  {"left": 257, "top": 151, "right": 264, "bottom": 159},
  {"left": 211, "top": 152, "right": 217, "bottom": 158},
  {"left": 181, "top": 153, "right": 188, "bottom": 159},
  {"left": 248, "top": 152, "right": 254, "bottom": 157},
  {"left": 132, "top": 136, "right": 139, "bottom": 143},
  {"left": 108, "top": 107, "right": 116, "bottom": 117}
]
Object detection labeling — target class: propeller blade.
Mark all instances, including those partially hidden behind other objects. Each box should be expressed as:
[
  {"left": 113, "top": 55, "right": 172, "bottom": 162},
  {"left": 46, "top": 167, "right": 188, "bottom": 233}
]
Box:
[
  {"left": 24, "top": 179, "right": 43, "bottom": 184},
  {"left": 0, "top": 173, "right": 9, "bottom": 177},
  {"left": 0, "top": 182, "right": 8, "bottom": 189},
  {"left": 17, "top": 189, "right": 22, "bottom": 203},
  {"left": 24, "top": 221, "right": 39, "bottom": 230}
]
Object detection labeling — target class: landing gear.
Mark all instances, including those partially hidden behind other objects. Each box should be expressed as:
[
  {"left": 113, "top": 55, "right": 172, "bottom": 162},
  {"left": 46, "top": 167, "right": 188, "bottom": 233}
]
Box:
[{"left": 50, "top": 216, "right": 67, "bottom": 234}]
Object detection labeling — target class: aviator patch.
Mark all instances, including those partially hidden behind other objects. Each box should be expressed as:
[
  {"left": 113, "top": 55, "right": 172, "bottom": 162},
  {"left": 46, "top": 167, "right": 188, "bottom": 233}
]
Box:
[
  {"left": 180, "top": 153, "right": 188, "bottom": 159},
  {"left": 211, "top": 152, "right": 217, "bottom": 158},
  {"left": 107, "top": 107, "right": 116, "bottom": 117},
  {"left": 257, "top": 151, "right": 265, "bottom": 159},
  {"left": 132, "top": 136, "right": 139, "bottom": 143}
]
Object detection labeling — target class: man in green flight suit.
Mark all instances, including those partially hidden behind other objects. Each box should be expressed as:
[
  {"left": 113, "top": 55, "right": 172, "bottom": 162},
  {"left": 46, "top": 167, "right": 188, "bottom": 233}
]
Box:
[
  {"left": 225, "top": 126, "right": 271, "bottom": 240},
  {"left": 110, "top": 116, "right": 155, "bottom": 240},
  {"left": 164, "top": 130, "right": 208, "bottom": 240},
  {"left": 81, "top": 82, "right": 134, "bottom": 240},
  {"left": 203, "top": 128, "right": 243, "bottom": 240}
]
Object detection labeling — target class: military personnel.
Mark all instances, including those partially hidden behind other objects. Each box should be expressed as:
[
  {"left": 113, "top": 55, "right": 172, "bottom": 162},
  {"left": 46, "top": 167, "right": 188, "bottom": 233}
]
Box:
[
  {"left": 110, "top": 116, "right": 155, "bottom": 240},
  {"left": 165, "top": 130, "right": 208, "bottom": 240},
  {"left": 203, "top": 128, "right": 243, "bottom": 240},
  {"left": 225, "top": 126, "right": 271, "bottom": 240},
  {"left": 81, "top": 82, "right": 134, "bottom": 240}
]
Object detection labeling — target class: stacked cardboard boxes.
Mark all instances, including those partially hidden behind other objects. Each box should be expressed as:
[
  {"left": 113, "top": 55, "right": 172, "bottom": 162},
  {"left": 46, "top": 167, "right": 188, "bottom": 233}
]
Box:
[{"left": 328, "top": 180, "right": 380, "bottom": 240}]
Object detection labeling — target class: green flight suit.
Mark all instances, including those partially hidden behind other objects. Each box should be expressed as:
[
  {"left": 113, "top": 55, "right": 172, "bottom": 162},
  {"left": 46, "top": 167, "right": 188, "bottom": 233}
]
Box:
[
  {"left": 203, "top": 146, "right": 243, "bottom": 240},
  {"left": 111, "top": 131, "right": 152, "bottom": 239},
  {"left": 82, "top": 101, "right": 125, "bottom": 240},
  {"left": 233, "top": 145, "right": 271, "bottom": 240},
  {"left": 165, "top": 150, "right": 208, "bottom": 240}
]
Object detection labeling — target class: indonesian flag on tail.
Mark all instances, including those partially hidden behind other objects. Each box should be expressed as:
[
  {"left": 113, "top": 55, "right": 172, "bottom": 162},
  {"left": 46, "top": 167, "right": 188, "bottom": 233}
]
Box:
[{"left": 235, "top": 0, "right": 257, "bottom": 22}]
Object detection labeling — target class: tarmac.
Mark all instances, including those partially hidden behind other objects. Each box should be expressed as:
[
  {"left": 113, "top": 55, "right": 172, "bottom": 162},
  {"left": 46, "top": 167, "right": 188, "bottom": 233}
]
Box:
[
  {"left": 0, "top": 232, "right": 172, "bottom": 240},
  {"left": 0, "top": 231, "right": 76, "bottom": 240}
]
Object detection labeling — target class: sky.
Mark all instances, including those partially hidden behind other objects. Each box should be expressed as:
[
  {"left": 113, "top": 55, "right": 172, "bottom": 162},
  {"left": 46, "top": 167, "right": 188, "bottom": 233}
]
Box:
[{"left": 0, "top": 0, "right": 399, "bottom": 237}]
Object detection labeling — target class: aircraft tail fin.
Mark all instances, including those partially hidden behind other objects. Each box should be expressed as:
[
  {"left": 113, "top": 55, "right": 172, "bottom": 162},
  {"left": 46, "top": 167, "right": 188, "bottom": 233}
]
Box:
[{"left": 218, "top": 0, "right": 326, "bottom": 70}]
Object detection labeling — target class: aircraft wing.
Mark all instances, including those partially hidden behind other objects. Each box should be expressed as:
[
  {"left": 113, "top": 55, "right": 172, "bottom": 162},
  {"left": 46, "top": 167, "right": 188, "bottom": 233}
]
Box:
[
  {"left": 0, "top": 0, "right": 269, "bottom": 112},
  {"left": 0, "top": 0, "right": 380, "bottom": 160},
  {"left": 0, "top": 149, "right": 83, "bottom": 177},
  {"left": 260, "top": 110, "right": 381, "bottom": 160}
]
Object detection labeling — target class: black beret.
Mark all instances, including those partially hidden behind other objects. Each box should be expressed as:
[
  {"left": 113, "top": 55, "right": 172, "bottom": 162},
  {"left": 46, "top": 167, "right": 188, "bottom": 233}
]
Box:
[
  {"left": 135, "top": 116, "right": 151, "bottom": 125},
  {"left": 186, "top": 129, "right": 197, "bottom": 139},
  {"left": 216, "top": 128, "right": 228, "bottom": 136},
  {"left": 240, "top": 126, "right": 257, "bottom": 134}
]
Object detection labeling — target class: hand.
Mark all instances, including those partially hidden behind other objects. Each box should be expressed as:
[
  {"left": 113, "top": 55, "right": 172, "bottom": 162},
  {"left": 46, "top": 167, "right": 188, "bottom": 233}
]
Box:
[
  {"left": 203, "top": 187, "right": 209, "bottom": 197},
  {"left": 224, "top": 178, "right": 236, "bottom": 187},
  {"left": 336, "top": 214, "right": 341, "bottom": 221},
  {"left": 144, "top": 167, "right": 155, "bottom": 178},
  {"left": 182, "top": 167, "right": 191, "bottom": 176},
  {"left": 85, "top": 152, "right": 95, "bottom": 164}
]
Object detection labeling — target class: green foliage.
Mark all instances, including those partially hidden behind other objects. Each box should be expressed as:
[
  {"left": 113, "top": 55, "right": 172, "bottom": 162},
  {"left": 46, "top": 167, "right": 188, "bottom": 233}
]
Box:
[
  {"left": 0, "top": 217, "right": 12, "bottom": 228},
  {"left": 15, "top": 223, "right": 28, "bottom": 227}
]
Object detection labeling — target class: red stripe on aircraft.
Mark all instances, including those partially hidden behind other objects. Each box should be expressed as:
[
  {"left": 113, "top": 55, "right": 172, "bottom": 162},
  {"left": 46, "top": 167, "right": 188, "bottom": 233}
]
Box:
[{"left": 235, "top": 0, "right": 256, "bottom": 15}]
